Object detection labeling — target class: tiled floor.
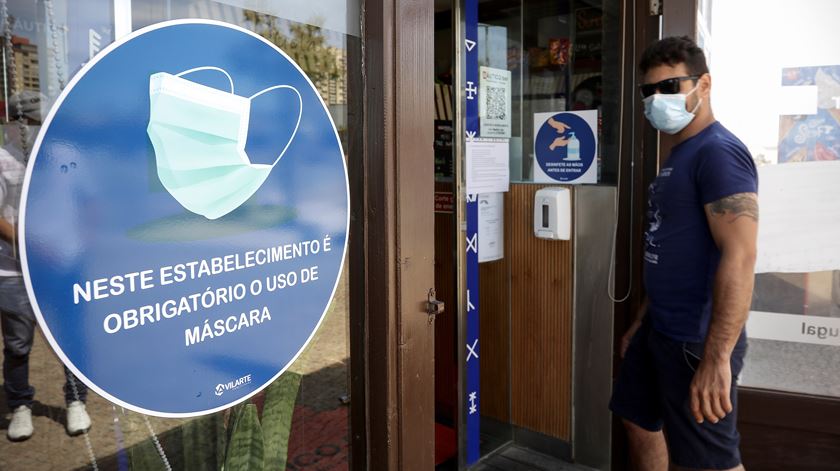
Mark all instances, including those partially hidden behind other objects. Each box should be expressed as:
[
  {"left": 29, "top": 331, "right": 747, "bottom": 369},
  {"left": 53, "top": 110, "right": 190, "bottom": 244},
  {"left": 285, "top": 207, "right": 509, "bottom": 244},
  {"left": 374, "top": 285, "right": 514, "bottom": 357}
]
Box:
[{"left": 472, "top": 444, "right": 596, "bottom": 471}]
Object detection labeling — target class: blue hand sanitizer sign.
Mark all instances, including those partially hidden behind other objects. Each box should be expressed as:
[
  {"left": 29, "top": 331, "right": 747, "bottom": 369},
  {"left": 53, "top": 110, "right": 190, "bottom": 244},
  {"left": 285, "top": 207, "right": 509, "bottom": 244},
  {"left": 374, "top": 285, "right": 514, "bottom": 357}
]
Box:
[
  {"left": 533, "top": 110, "right": 598, "bottom": 184},
  {"left": 20, "top": 20, "right": 349, "bottom": 417}
]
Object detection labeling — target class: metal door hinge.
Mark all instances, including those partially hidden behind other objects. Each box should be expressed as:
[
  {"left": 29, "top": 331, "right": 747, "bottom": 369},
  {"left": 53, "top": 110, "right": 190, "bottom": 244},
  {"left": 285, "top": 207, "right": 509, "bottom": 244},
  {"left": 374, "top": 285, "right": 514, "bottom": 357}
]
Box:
[{"left": 426, "top": 288, "right": 444, "bottom": 323}]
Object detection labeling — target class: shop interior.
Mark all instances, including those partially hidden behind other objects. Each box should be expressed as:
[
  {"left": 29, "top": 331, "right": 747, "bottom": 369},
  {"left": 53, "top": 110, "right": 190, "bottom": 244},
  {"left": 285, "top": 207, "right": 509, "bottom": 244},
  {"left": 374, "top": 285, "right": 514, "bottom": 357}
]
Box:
[{"left": 432, "top": 0, "right": 622, "bottom": 468}]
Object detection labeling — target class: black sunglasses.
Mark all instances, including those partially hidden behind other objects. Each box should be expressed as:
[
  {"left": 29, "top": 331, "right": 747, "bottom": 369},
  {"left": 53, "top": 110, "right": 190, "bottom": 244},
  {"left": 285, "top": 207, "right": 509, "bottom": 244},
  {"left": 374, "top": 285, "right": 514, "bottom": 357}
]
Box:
[{"left": 638, "top": 75, "right": 700, "bottom": 99}]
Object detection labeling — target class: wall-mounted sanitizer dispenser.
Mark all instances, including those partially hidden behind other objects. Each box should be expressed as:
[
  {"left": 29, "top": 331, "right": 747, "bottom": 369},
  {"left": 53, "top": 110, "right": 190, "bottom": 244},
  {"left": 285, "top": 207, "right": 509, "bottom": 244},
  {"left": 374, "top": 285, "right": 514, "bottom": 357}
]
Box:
[{"left": 534, "top": 187, "right": 571, "bottom": 240}]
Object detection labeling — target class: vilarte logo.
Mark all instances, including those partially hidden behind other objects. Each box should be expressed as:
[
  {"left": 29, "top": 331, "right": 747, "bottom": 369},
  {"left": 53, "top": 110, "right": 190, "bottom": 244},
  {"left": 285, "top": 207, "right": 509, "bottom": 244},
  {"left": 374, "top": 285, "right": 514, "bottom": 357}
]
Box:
[{"left": 214, "top": 374, "right": 253, "bottom": 396}]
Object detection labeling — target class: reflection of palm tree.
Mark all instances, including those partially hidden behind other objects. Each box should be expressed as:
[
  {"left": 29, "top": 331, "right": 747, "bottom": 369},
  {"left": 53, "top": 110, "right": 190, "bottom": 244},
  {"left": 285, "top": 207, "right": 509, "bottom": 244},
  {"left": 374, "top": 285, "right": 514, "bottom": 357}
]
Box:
[
  {"left": 243, "top": 10, "right": 340, "bottom": 85},
  {"left": 243, "top": 10, "right": 347, "bottom": 144}
]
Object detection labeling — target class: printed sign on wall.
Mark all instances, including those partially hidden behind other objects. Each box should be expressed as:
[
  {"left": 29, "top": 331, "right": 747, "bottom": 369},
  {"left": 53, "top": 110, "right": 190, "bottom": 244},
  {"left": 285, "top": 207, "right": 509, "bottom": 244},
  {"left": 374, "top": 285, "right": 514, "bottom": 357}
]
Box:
[
  {"left": 21, "top": 20, "right": 349, "bottom": 417},
  {"left": 533, "top": 110, "right": 598, "bottom": 184},
  {"left": 435, "top": 192, "right": 455, "bottom": 213},
  {"left": 466, "top": 137, "right": 510, "bottom": 195},
  {"left": 478, "top": 192, "right": 503, "bottom": 263}
]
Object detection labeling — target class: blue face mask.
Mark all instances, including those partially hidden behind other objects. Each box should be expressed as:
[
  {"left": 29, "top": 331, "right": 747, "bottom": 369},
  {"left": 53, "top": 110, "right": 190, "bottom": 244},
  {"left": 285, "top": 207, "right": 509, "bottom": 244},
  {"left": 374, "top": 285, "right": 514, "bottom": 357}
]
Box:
[
  {"left": 642, "top": 84, "right": 701, "bottom": 135},
  {"left": 147, "top": 67, "right": 302, "bottom": 220}
]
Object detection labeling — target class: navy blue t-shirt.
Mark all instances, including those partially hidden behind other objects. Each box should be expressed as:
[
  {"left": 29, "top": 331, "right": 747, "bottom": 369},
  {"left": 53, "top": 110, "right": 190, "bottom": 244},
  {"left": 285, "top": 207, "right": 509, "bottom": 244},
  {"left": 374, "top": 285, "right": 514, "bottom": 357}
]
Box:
[{"left": 644, "top": 121, "right": 757, "bottom": 342}]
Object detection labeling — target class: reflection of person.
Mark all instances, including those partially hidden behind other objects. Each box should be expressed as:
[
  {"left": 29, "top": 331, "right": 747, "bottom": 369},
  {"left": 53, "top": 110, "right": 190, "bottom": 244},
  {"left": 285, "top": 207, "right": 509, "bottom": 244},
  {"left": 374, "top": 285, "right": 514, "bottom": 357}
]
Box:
[
  {"left": 0, "top": 147, "right": 92, "bottom": 441},
  {"left": 610, "top": 37, "right": 758, "bottom": 471}
]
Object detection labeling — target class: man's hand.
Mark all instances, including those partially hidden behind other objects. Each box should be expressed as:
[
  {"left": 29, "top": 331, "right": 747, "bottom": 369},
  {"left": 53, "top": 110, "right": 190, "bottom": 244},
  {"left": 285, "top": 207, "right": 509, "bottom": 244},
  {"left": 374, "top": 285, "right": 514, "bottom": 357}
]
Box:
[
  {"left": 620, "top": 319, "right": 642, "bottom": 358},
  {"left": 690, "top": 358, "right": 733, "bottom": 424}
]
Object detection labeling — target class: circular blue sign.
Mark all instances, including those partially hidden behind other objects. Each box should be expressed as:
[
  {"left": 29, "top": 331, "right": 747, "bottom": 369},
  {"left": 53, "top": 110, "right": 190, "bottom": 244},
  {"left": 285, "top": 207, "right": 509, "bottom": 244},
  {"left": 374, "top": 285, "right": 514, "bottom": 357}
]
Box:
[
  {"left": 534, "top": 112, "right": 596, "bottom": 182},
  {"left": 20, "top": 20, "right": 349, "bottom": 416}
]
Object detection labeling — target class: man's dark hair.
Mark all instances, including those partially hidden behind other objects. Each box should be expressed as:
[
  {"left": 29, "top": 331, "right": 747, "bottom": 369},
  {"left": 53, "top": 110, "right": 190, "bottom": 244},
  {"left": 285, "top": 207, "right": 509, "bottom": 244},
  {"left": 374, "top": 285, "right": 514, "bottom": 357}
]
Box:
[{"left": 639, "top": 36, "right": 709, "bottom": 76}]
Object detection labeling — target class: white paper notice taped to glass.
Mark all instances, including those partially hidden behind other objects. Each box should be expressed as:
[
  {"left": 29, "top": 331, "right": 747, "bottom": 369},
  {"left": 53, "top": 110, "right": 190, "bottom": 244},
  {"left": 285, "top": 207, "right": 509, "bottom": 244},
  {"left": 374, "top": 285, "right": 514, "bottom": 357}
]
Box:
[
  {"left": 478, "top": 192, "right": 504, "bottom": 263},
  {"left": 755, "top": 160, "right": 840, "bottom": 273},
  {"left": 466, "top": 138, "right": 510, "bottom": 195},
  {"left": 479, "top": 66, "right": 512, "bottom": 138}
]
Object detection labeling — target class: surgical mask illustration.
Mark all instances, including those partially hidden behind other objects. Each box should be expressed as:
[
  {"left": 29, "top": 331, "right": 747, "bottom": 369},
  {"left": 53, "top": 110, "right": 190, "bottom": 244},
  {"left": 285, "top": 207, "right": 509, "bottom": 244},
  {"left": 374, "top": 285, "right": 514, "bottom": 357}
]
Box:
[
  {"left": 147, "top": 66, "right": 302, "bottom": 219},
  {"left": 642, "top": 84, "right": 701, "bottom": 135}
]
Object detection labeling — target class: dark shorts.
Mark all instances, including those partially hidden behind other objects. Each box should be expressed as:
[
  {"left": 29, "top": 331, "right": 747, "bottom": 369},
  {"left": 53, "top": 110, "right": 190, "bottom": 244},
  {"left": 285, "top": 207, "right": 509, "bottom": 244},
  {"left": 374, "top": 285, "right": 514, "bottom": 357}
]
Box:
[{"left": 609, "top": 319, "right": 747, "bottom": 470}]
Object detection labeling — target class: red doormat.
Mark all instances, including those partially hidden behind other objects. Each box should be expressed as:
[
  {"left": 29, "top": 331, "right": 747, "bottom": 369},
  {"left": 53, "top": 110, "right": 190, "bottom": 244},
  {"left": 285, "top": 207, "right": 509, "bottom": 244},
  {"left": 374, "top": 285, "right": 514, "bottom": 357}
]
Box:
[
  {"left": 435, "top": 422, "right": 457, "bottom": 465},
  {"left": 286, "top": 405, "right": 349, "bottom": 470}
]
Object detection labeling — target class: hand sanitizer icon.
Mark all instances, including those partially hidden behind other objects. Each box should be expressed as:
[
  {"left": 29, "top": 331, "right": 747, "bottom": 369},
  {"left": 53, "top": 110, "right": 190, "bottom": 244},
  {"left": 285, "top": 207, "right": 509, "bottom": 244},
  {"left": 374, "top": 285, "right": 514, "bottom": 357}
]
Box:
[{"left": 566, "top": 131, "right": 580, "bottom": 161}]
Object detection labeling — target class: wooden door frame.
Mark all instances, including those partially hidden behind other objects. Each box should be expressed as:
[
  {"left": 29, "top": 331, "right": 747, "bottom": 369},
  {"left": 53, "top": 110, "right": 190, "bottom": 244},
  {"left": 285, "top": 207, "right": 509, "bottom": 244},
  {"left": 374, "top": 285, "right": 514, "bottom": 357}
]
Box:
[{"left": 349, "top": 0, "right": 437, "bottom": 469}]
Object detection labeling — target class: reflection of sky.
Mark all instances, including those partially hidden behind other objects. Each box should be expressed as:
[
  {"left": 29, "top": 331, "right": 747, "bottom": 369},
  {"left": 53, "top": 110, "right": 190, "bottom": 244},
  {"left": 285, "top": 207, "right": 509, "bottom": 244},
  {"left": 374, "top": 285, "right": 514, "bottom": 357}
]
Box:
[
  {"left": 131, "top": 0, "right": 355, "bottom": 44},
  {"left": 24, "top": 23, "right": 348, "bottom": 415},
  {"left": 64, "top": 1, "right": 115, "bottom": 75}
]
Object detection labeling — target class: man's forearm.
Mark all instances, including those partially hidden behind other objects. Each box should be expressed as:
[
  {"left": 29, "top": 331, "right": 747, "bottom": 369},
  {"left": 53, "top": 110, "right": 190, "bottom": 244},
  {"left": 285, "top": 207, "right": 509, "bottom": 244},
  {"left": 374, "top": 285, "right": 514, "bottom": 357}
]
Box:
[{"left": 704, "top": 252, "right": 755, "bottom": 362}]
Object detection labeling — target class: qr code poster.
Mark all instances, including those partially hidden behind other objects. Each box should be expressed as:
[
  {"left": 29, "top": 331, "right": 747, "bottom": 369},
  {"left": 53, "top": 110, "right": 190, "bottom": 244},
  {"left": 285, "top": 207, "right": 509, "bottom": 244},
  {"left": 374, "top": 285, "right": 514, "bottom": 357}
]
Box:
[
  {"left": 533, "top": 110, "right": 598, "bottom": 184},
  {"left": 479, "top": 66, "right": 512, "bottom": 138}
]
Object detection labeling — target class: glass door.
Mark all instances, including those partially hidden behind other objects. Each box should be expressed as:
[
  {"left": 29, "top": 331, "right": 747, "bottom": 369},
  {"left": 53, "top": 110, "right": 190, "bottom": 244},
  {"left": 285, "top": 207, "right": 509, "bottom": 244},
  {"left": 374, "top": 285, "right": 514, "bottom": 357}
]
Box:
[
  {"left": 454, "top": 0, "right": 624, "bottom": 468},
  {"left": 0, "top": 1, "right": 359, "bottom": 470}
]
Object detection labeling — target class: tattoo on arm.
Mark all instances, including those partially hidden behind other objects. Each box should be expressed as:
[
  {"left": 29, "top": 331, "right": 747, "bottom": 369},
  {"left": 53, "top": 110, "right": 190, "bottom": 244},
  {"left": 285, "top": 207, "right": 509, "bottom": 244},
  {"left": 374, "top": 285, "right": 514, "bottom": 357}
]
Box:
[{"left": 709, "top": 193, "right": 759, "bottom": 223}]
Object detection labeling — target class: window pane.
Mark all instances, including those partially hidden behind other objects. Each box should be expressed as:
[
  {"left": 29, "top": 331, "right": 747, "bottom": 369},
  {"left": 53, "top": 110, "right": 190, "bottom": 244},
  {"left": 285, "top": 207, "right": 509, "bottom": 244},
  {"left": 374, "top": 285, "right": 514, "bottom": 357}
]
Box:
[
  {"left": 712, "top": 0, "right": 840, "bottom": 398},
  {"left": 469, "top": 0, "right": 623, "bottom": 462},
  {"left": 0, "top": 1, "right": 355, "bottom": 468},
  {"left": 473, "top": 0, "right": 620, "bottom": 184}
]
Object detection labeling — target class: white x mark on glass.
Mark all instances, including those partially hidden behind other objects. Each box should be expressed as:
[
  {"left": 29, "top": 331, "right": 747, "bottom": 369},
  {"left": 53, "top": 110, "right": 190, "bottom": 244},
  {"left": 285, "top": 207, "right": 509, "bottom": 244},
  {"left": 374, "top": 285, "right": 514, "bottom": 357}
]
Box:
[{"left": 466, "top": 233, "right": 477, "bottom": 254}]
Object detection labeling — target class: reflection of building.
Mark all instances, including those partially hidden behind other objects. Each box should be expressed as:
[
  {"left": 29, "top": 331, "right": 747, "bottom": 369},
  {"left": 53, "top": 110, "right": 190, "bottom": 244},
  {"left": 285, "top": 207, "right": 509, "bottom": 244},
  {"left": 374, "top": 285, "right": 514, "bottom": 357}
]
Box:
[
  {"left": 314, "top": 47, "right": 346, "bottom": 106},
  {"left": 9, "top": 36, "right": 40, "bottom": 93}
]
